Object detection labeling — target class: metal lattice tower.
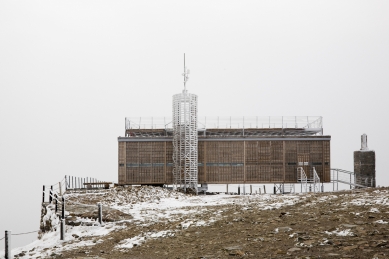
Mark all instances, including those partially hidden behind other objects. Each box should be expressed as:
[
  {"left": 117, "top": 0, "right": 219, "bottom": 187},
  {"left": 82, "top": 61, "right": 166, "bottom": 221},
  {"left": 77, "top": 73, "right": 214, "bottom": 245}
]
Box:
[{"left": 172, "top": 54, "right": 198, "bottom": 193}]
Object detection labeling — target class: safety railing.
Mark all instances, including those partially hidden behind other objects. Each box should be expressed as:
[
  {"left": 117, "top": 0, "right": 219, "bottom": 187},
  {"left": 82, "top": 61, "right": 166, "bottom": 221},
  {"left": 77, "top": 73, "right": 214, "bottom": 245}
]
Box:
[
  {"left": 330, "top": 168, "right": 371, "bottom": 190},
  {"left": 125, "top": 116, "right": 323, "bottom": 131},
  {"left": 297, "top": 167, "right": 308, "bottom": 192},
  {"left": 312, "top": 167, "right": 321, "bottom": 193}
]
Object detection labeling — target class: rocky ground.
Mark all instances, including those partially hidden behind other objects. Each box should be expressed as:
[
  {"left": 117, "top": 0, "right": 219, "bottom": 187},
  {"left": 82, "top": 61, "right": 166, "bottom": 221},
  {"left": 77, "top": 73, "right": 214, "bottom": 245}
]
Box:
[{"left": 7, "top": 186, "right": 389, "bottom": 259}]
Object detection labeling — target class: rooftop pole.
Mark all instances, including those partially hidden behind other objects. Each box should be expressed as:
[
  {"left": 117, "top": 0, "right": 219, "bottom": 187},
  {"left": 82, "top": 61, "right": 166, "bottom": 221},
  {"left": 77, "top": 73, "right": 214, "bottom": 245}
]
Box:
[{"left": 184, "top": 53, "right": 186, "bottom": 91}]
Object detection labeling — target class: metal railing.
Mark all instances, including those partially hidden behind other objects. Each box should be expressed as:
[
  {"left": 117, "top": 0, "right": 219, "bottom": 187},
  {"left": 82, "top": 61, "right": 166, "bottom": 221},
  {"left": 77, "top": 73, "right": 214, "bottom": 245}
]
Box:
[
  {"left": 125, "top": 116, "right": 323, "bottom": 131},
  {"left": 312, "top": 167, "right": 321, "bottom": 193},
  {"left": 297, "top": 167, "right": 308, "bottom": 192},
  {"left": 331, "top": 168, "right": 370, "bottom": 190},
  {"left": 297, "top": 167, "right": 321, "bottom": 193}
]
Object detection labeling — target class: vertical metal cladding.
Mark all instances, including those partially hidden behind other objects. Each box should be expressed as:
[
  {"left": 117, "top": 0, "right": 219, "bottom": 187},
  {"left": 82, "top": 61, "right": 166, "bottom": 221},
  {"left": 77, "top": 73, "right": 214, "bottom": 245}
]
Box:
[{"left": 172, "top": 90, "right": 198, "bottom": 193}]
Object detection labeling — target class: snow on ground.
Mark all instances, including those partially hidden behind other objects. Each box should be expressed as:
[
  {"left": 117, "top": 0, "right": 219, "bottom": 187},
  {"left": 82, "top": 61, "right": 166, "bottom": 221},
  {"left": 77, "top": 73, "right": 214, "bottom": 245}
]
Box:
[
  {"left": 2, "top": 186, "right": 389, "bottom": 258},
  {"left": 117, "top": 230, "right": 175, "bottom": 249},
  {"left": 325, "top": 228, "right": 355, "bottom": 237},
  {"left": 0, "top": 222, "right": 124, "bottom": 259},
  {"left": 0, "top": 187, "right": 304, "bottom": 258}
]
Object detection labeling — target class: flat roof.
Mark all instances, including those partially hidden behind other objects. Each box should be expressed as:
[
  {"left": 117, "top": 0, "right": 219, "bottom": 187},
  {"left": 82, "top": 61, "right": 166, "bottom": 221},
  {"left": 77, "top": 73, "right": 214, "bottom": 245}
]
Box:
[
  {"left": 118, "top": 135, "right": 331, "bottom": 142},
  {"left": 124, "top": 116, "right": 325, "bottom": 137}
]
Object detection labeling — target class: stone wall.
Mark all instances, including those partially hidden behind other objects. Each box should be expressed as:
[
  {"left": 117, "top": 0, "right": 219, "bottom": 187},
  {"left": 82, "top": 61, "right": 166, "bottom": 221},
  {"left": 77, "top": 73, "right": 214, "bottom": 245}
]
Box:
[{"left": 354, "top": 150, "right": 376, "bottom": 187}]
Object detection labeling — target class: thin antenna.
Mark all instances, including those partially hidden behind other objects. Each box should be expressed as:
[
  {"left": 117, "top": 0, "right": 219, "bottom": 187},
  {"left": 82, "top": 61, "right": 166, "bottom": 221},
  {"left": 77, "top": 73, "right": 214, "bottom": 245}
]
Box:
[
  {"left": 184, "top": 53, "right": 186, "bottom": 90},
  {"left": 182, "top": 53, "right": 189, "bottom": 91}
]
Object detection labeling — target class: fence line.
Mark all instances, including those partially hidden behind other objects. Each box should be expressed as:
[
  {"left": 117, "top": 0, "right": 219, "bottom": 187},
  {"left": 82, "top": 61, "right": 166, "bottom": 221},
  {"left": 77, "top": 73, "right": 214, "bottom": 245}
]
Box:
[
  {"left": 41, "top": 175, "right": 113, "bottom": 204},
  {"left": 66, "top": 201, "right": 97, "bottom": 207},
  {"left": 3, "top": 175, "right": 112, "bottom": 259},
  {"left": 11, "top": 230, "right": 40, "bottom": 236}
]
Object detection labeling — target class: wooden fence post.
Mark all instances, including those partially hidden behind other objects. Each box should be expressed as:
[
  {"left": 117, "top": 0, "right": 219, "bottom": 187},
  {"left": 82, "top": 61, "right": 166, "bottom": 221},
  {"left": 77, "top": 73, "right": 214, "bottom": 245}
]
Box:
[
  {"left": 55, "top": 194, "right": 58, "bottom": 213},
  {"left": 5, "top": 230, "right": 11, "bottom": 259},
  {"left": 263, "top": 185, "right": 266, "bottom": 194},
  {"left": 60, "top": 219, "right": 65, "bottom": 240},
  {"left": 98, "top": 203, "right": 102, "bottom": 225},
  {"left": 62, "top": 196, "right": 65, "bottom": 220},
  {"left": 42, "top": 185, "right": 45, "bottom": 203},
  {"left": 49, "top": 186, "right": 53, "bottom": 203}
]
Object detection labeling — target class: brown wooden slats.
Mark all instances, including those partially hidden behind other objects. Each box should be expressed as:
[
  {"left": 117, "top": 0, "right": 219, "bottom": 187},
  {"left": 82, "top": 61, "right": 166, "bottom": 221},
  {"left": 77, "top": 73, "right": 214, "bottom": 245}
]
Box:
[
  {"left": 198, "top": 142, "right": 205, "bottom": 182},
  {"left": 206, "top": 141, "right": 244, "bottom": 183},
  {"left": 323, "top": 141, "right": 331, "bottom": 182},
  {"left": 245, "top": 141, "right": 283, "bottom": 183},
  {"left": 118, "top": 142, "right": 126, "bottom": 184},
  {"left": 118, "top": 140, "right": 331, "bottom": 185},
  {"left": 310, "top": 141, "right": 323, "bottom": 180},
  {"left": 126, "top": 142, "right": 139, "bottom": 163},
  {"left": 285, "top": 141, "right": 297, "bottom": 182},
  {"left": 165, "top": 142, "right": 174, "bottom": 183}
]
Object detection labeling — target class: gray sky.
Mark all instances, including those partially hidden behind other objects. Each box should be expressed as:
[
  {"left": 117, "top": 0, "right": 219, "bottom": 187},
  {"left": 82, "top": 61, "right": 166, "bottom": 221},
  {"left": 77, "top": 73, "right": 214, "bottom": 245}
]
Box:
[{"left": 1, "top": 0, "right": 388, "bottom": 248}]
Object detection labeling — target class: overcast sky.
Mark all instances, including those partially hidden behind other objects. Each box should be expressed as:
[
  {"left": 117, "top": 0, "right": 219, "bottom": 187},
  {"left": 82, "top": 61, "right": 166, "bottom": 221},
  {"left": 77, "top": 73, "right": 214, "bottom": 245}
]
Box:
[{"left": 1, "top": 0, "right": 388, "bottom": 249}]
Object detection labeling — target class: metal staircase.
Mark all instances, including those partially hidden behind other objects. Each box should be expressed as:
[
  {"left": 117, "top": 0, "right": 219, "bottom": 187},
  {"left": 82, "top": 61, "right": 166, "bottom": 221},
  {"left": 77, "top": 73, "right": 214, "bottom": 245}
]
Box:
[
  {"left": 296, "top": 167, "right": 371, "bottom": 193},
  {"left": 297, "top": 167, "right": 321, "bottom": 193}
]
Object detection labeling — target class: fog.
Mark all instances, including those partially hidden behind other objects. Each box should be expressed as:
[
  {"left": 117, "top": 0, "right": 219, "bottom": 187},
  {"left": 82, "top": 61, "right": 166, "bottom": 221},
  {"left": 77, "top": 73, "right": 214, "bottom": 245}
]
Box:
[{"left": 1, "top": 0, "right": 388, "bottom": 249}]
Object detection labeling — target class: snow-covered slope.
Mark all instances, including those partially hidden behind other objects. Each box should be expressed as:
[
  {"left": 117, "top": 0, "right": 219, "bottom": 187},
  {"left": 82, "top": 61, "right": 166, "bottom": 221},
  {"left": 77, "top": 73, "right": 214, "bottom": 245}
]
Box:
[{"left": 1, "top": 186, "right": 389, "bottom": 258}]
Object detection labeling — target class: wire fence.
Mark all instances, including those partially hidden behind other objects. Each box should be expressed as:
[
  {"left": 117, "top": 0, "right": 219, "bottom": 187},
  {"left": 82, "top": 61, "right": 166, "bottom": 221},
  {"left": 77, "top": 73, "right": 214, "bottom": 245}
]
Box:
[
  {"left": 0, "top": 230, "right": 40, "bottom": 254},
  {"left": 1, "top": 175, "right": 114, "bottom": 256},
  {"left": 11, "top": 230, "right": 40, "bottom": 236},
  {"left": 42, "top": 175, "right": 113, "bottom": 204},
  {"left": 64, "top": 175, "right": 112, "bottom": 191},
  {"left": 66, "top": 201, "right": 98, "bottom": 207}
]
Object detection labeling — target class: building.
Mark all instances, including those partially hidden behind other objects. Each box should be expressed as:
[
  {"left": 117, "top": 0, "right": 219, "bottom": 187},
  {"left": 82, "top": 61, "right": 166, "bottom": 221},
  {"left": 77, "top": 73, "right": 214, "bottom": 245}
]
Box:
[
  {"left": 118, "top": 116, "right": 331, "bottom": 187},
  {"left": 118, "top": 60, "right": 331, "bottom": 191}
]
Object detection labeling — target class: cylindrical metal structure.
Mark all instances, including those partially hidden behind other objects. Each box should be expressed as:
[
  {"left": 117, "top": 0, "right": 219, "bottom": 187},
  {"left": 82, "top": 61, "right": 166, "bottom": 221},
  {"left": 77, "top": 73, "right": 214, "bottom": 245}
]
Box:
[{"left": 172, "top": 89, "right": 198, "bottom": 193}]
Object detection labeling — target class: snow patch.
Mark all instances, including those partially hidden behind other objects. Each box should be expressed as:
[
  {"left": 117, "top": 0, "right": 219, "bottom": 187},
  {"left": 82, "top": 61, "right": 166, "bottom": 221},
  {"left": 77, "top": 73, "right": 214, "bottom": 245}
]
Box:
[
  {"left": 325, "top": 228, "right": 354, "bottom": 237},
  {"left": 117, "top": 230, "right": 175, "bottom": 249}
]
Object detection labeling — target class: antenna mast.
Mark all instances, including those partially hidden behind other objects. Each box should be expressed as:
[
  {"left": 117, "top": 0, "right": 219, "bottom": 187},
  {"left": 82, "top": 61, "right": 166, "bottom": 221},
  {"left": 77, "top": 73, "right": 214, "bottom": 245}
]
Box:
[
  {"left": 173, "top": 53, "right": 198, "bottom": 194},
  {"left": 183, "top": 53, "right": 189, "bottom": 91}
]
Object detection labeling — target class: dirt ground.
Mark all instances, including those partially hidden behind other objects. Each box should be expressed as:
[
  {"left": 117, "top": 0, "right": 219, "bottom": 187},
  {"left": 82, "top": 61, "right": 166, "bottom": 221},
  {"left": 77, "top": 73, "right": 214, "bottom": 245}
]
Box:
[{"left": 41, "top": 188, "right": 389, "bottom": 259}]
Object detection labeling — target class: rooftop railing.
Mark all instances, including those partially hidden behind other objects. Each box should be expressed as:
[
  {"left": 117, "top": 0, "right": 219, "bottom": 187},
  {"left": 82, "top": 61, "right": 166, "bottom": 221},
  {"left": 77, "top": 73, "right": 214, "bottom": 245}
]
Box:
[{"left": 125, "top": 116, "right": 323, "bottom": 130}]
